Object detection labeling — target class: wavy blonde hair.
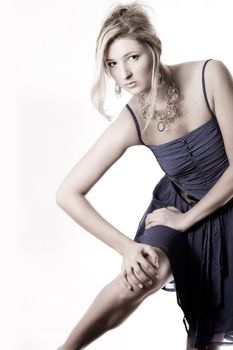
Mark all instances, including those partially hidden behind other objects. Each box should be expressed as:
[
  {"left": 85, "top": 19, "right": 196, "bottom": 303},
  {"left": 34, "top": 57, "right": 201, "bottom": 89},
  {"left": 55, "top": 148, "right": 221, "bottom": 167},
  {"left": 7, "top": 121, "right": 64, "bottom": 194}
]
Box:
[{"left": 90, "top": 1, "right": 170, "bottom": 128}]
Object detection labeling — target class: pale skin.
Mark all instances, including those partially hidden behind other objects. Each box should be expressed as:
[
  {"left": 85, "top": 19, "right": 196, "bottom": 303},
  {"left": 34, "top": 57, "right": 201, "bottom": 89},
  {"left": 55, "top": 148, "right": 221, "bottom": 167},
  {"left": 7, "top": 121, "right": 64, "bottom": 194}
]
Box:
[{"left": 56, "top": 37, "right": 233, "bottom": 350}]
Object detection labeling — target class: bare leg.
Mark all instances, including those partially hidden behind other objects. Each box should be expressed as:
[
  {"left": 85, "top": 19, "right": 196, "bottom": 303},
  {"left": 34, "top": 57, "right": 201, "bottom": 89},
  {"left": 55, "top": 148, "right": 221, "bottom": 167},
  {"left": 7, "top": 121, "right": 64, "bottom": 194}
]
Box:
[{"left": 58, "top": 248, "right": 171, "bottom": 350}]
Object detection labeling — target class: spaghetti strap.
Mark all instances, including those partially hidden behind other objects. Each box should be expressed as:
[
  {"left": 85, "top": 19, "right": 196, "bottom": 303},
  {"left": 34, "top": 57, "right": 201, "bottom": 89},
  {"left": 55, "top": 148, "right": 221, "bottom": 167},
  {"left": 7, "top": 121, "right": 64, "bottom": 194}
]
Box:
[
  {"left": 202, "top": 59, "right": 216, "bottom": 117},
  {"left": 127, "top": 60, "right": 215, "bottom": 145},
  {"left": 126, "top": 103, "right": 145, "bottom": 145}
]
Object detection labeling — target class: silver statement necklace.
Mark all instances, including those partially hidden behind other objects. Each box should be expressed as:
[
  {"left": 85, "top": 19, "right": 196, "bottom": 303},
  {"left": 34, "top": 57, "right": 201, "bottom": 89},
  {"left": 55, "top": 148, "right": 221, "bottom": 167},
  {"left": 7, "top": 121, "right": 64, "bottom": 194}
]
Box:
[{"left": 139, "top": 76, "right": 180, "bottom": 132}]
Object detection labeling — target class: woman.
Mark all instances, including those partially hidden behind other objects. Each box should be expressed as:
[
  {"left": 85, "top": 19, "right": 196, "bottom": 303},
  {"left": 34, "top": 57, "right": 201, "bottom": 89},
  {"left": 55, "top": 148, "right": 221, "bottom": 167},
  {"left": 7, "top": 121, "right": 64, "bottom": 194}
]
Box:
[{"left": 56, "top": 2, "right": 233, "bottom": 349}]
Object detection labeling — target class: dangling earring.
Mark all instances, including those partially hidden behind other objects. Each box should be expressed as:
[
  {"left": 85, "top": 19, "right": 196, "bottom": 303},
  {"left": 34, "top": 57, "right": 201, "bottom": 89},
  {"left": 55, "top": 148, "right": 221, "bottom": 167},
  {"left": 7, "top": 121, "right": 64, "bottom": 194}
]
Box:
[
  {"left": 157, "top": 71, "right": 165, "bottom": 88},
  {"left": 115, "top": 82, "right": 122, "bottom": 96}
]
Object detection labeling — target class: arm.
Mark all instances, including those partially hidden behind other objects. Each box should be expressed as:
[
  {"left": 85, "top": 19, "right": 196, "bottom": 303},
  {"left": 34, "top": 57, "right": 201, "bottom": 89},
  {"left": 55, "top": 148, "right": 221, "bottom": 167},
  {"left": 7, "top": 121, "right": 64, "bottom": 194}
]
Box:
[
  {"left": 183, "top": 60, "right": 233, "bottom": 229},
  {"left": 56, "top": 104, "right": 159, "bottom": 289},
  {"left": 56, "top": 106, "right": 137, "bottom": 255}
]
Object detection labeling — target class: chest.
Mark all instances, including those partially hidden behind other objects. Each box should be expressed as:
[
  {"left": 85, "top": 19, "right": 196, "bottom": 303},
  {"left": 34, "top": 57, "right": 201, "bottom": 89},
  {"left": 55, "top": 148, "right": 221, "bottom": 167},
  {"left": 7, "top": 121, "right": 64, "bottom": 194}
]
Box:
[{"left": 142, "top": 88, "right": 214, "bottom": 147}]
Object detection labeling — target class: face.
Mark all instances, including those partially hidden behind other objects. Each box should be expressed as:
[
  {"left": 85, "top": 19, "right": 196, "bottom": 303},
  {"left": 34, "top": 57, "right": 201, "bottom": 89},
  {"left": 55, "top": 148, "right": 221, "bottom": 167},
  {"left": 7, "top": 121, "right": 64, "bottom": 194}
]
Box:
[{"left": 104, "top": 37, "right": 153, "bottom": 95}]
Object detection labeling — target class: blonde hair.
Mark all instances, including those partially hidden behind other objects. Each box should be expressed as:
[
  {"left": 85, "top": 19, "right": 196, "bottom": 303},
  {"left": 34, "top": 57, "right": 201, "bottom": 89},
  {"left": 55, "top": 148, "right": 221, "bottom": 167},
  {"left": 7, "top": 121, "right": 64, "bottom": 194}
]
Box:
[{"left": 90, "top": 1, "right": 169, "bottom": 127}]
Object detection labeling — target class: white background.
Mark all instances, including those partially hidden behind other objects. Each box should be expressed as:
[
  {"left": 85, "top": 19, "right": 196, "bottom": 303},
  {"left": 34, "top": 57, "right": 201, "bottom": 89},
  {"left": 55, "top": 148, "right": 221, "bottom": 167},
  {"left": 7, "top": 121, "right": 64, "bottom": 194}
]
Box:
[{"left": 2, "top": 0, "right": 233, "bottom": 349}]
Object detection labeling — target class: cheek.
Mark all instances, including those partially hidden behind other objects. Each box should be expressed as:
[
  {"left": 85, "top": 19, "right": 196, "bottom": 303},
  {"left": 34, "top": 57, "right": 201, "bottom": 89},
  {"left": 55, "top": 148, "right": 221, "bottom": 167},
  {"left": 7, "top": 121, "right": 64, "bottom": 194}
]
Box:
[
  {"left": 139, "top": 64, "right": 152, "bottom": 79},
  {"left": 108, "top": 69, "right": 119, "bottom": 83},
  {"left": 138, "top": 58, "right": 153, "bottom": 77}
]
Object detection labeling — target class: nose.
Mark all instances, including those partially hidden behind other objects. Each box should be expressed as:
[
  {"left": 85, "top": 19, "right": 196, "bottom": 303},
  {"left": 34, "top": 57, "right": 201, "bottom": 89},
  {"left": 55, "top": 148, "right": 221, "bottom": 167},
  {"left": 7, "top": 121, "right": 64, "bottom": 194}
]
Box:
[{"left": 119, "top": 63, "right": 132, "bottom": 81}]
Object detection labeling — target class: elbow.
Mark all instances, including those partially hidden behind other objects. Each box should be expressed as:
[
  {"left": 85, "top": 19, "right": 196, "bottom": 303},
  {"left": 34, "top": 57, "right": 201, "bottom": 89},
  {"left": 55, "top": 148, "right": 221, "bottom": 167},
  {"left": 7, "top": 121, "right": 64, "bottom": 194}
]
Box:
[
  {"left": 55, "top": 183, "right": 71, "bottom": 207},
  {"left": 56, "top": 188, "right": 67, "bottom": 208},
  {"left": 55, "top": 186, "right": 85, "bottom": 208}
]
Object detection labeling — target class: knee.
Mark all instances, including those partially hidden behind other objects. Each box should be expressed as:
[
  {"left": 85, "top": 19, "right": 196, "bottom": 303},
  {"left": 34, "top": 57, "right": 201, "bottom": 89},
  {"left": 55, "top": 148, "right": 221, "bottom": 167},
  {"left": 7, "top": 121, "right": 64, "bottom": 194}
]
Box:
[
  {"left": 114, "top": 250, "right": 171, "bottom": 302},
  {"left": 144, "top": 248, "right": 172, "bottom": 296},
  {"left": 115, "top": 275, "right": 164, "bottom": 305},
  {"left": 113, "top": 274, "right": 143, "bottom": 302},
  {"left": 154, "top": 248, "right": 171, "bottom": 282}
]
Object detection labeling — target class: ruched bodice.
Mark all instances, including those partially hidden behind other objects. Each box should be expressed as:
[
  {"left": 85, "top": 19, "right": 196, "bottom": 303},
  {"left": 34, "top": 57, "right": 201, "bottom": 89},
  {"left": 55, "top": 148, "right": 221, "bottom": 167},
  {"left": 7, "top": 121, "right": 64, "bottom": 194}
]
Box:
[{"left": 148, "top": 114, "right": 229, "bottom": 200}]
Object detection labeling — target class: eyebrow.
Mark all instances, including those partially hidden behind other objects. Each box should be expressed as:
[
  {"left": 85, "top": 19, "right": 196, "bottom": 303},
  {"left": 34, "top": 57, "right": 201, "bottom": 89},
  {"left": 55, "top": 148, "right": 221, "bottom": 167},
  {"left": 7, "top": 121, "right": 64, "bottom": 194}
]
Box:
[{"left": 105, "top": 51, "right": 139, "bottom": 62}]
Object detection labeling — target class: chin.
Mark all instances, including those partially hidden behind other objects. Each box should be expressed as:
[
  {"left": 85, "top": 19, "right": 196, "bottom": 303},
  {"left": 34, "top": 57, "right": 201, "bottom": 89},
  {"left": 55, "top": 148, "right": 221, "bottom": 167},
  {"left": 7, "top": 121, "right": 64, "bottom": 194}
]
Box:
[{"left": 126, "top": 87, "right": 144, "bottom": 96}]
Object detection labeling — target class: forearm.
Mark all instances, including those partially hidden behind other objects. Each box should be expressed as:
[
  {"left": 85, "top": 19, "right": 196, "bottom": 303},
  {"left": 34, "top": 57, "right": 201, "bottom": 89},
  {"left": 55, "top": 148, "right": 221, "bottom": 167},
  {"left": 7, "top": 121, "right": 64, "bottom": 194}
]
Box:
[
  {"left": 56, "top": 191, "right": 133, "bottom": 256},
  {"left": 183, "top": 166, "right": 233, "bottom": 229}
]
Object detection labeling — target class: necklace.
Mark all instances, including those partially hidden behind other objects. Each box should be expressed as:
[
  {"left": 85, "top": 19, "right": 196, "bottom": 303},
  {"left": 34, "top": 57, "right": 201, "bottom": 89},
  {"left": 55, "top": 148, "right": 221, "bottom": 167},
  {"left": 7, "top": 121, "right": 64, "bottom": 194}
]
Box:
[{"left": 139, "top": 79, "right": 180, "bottom": 132}]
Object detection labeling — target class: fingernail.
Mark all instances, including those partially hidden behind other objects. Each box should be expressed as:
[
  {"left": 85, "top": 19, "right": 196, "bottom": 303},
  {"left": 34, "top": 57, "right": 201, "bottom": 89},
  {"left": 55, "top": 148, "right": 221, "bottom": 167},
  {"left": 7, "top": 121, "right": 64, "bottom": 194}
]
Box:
[
  {"left": 148, "top": 280, "right": 153, "bottom": 285},
  {"left": 138, "top": 283, "right": 143, "bottom": 288},
  {"left": 128, "top": 285, "right": 132, "bottom": 290}
]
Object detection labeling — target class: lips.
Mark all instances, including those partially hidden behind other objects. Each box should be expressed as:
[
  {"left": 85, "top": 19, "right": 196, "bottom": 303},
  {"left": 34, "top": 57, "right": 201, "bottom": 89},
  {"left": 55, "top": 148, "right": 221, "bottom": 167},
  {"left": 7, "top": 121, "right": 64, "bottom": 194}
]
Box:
[{"left": 125, "top": 81, "right": 137, "bottom": 88}]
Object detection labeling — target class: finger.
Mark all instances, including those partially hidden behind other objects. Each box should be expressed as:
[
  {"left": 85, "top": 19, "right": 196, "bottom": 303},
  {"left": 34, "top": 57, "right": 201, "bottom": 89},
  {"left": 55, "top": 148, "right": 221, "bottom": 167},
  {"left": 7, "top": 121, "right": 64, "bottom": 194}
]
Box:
[
  {"left": 167, "top": 206, "right": 179, "bottom": 211},
  {"left": 121, "top": 273, "right": 133, "bottom": 291},
  {"left": 145, "top": 222, "right": 156, "bottom": 229},
  {"left": 126, "top": 268, "right": 144, "bottom": 289},
  {"left": 145, "top": 214, "right": 151, "bottom": 226},
  {"left": 132, "top": 262, "right": 153, "bottom": 286},
  {"left": 145, "top": 212, "right": 157, "bottom": 225},
  {"left": 120, "top": 265, "right": 133, "bottom": 291},
  {"left": 145, "top": 214, "right": 156, "bottom": 228},
  {"left": 138, "top": 258, "right": 158, "bottom": 281},
  {"left": 143, "top": 246, "right": 160, "bottom": 269},
  {"left": 138, "top": 252, "right": 159, "bottom": 279}
]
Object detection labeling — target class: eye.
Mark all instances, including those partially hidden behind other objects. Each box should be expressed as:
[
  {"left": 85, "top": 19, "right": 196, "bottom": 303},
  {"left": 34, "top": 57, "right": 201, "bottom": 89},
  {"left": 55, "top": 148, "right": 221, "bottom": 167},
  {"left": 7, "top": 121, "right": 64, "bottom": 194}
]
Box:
[
  {"left": 107, "top": 61, "right": 116, "bottom": 68},
  {"left": 128, "top": 54, "right": 139, "bottom": 61}
]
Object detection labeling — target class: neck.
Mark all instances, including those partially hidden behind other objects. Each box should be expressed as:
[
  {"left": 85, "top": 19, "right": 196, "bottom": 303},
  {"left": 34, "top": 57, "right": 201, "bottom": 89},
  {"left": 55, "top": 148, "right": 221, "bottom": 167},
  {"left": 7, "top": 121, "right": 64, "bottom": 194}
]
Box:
[
  {"left": 138, "top": 63, "right": 180, "bottom": 127},
  {"left": 139, "top": 64, "right": 174, "bottom": 97}
]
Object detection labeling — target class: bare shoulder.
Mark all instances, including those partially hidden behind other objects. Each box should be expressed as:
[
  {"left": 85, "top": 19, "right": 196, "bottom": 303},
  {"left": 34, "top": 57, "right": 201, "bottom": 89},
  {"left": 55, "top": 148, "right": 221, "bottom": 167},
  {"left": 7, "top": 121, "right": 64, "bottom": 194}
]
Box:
[
  {"left": 202, "top": 59, "right": 232, "bottom": 76},
  {"left": 83, "top": 102, "right": 143, "bottom": 157},
  {"left": 125, "top": 94, "right": 147, "bottom": 136},
  {"left": 171, "top": 59, "right": 232, "bottom": 84},
  {"left": 170, "top": 59, "right": 232, "bottom": 112},
  {"left": 112, "top": 101, "right": 143, "bottom": 147},
  {"left": 91, "top": 100, "right": 143, "bottom": 150},
  {"left": 204, "top": 60, "right": 233, "bottom": 166},
  {"left": 204, "top": 59, "right": 233, "bottom": 90}
]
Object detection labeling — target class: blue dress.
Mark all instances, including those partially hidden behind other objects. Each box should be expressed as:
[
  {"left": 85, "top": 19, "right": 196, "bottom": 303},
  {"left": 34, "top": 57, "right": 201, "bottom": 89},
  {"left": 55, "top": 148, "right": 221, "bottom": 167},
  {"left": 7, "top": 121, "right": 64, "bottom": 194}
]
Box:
[{"left": 126, "top": 59, "right": 233, "bottom": 348}]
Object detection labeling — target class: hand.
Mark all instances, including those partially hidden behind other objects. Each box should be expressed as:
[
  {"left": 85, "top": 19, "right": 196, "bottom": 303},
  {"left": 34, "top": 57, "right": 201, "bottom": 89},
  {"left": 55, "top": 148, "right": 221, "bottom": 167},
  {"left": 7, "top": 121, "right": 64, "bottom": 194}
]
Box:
[
  {"left": 120, "top": 240, "right": 159, "bottom": 292},
  {"left": 145, "top": 206, "right": 187, "bottom": 232}
]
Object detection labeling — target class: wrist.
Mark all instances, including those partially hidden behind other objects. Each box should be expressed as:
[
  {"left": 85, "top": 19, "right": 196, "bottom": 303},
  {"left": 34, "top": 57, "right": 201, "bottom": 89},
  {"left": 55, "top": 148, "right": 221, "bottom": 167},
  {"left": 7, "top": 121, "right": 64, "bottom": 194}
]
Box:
[
  {"left": 181, "top": 211, "right": 195, "bottom": 232},
  {"left": 116, "top": 235, "right": 135, "bottom": 256}
]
